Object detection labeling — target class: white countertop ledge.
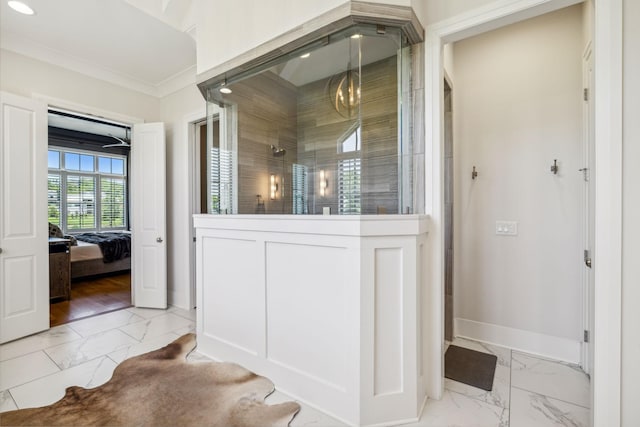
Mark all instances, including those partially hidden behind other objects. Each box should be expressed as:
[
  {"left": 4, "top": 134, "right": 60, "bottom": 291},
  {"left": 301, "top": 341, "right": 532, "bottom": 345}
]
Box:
[{"left": 193, "top": 214, "right": 429, "bottom": 237}]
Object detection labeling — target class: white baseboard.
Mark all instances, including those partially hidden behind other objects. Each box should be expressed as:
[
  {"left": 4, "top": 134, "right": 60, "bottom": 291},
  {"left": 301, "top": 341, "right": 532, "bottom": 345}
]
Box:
[{"left": 454, "top": 318, "right": 581, "bottom": 364}]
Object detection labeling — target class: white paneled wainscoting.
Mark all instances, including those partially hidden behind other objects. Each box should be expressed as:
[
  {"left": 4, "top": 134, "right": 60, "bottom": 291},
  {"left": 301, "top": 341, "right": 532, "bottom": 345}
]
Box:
[{"left": 194, "top": 214, "right": 429, "bottom": 426}]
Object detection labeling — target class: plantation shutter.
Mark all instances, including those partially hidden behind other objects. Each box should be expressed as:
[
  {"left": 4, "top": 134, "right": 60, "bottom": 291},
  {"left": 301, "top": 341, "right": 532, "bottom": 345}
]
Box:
[
  {"left": 66, "top": 175, "right": 96, "bottom": 229},
  {"left": 338, "top": 158, "right": 361, "bottom": 214},
  {"left": 100, "top": 177, "right": 126, "bottom": 228},
  {"left": 210, "top": 147, "right": 234, "bottom": 214},
  {"left": 48, "top": 173, "right": 62, "bottom": 227},
  {"left": 292, "top": 164, "right": 308, "bottom": 214}
]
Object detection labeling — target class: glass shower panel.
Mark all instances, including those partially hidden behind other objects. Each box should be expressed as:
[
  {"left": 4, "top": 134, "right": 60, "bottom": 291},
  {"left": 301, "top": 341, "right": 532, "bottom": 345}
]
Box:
[{"left": 203, "top": 24, "right": 423, "bottom": 215}]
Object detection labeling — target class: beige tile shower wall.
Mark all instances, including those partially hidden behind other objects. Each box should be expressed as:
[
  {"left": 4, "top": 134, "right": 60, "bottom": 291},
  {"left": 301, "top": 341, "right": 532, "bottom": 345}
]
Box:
[
  {"left": 225, "top": 72, "right": 298, "bottom": 214},
  {"left": 297, "top": 56, "right": 399, "bottom": 214}
]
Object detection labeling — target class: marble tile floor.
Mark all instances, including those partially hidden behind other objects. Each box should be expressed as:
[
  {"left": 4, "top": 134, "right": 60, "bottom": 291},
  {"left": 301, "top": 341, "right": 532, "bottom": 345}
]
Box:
[{"left": 0, "top": 308, "right": 590, "bottom": 427}]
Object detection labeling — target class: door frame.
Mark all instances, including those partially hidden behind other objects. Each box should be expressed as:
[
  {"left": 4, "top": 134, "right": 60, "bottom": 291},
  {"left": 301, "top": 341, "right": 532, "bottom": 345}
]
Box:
[
  {"left": 424, "top": 0, "right": 622, "bottom": 425},
  {"left": 186, "top": 108, "right": 207, "bottom": 309},
  {"left": 36, "top": 95, "right": 143, "bottom": 308},
  {"left": 581, "top": 42, "right": 595, "bottom": 376}
]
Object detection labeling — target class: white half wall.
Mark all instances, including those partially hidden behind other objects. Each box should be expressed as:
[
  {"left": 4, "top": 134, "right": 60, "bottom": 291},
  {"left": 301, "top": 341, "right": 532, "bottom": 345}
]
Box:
[
  {"left": 194, "top": 214, "right": 429, "bottom": 426},
  {"left": 450, "top": 5, "right": 584, "bottom": 356}
]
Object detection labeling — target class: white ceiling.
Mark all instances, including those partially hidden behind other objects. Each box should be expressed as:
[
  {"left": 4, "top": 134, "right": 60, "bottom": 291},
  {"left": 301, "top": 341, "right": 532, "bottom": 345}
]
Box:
[
  {"left": 0, "top": 0, "right": 197, "bottom": 97},
  {"left": 271, "top": 35, "right": 400, "bottom": 87}
]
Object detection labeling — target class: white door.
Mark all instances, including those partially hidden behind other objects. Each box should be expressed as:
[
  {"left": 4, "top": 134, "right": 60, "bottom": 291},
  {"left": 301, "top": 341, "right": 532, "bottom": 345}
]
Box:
[
  {"left": 131, "top": 123, "right": 167, "bottom": 308},
  {"left": 0, "top": 92, "right": 49, "bottom": 343}
]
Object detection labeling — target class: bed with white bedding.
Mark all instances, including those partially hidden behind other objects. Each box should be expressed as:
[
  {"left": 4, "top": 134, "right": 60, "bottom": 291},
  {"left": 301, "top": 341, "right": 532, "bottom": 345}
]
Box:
[{"left": 70, "top": 232, "right": 131, "bottom": 279}]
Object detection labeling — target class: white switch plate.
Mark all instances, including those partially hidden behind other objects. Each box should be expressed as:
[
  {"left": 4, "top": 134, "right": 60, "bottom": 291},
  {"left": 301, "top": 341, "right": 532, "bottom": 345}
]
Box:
[{"left": 496, "top": 221, "right": 518, "bottom": 236}]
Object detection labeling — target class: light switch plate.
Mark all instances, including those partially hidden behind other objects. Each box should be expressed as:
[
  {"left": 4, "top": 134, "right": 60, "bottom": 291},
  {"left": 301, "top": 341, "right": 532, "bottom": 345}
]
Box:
[{"left": 496, "top": 221, "right": 518, "bottom": 236}]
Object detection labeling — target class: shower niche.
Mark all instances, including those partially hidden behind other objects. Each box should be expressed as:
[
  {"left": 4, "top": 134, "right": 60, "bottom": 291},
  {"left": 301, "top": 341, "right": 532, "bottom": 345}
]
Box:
[{"left": 200, "top": 24, "right": 424, "bottom": 215}]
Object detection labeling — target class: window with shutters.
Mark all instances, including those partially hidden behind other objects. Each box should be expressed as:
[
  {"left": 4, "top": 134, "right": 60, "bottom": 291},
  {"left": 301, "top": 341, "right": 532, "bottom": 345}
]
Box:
[
  {"left": 48, "top": 148, "right": 128, "bottom": 232},
  {"left": 210, "top": 147, "right": 234, "bottom": 214},
  {"left": 292, "top": 164, "right": 309, "bottom": 214},
  {"left": 338, "top": 126, "right": 361, "bottom": 214},
  {"left": 338, "top": 158, "right": 361, "bottom": 214}
]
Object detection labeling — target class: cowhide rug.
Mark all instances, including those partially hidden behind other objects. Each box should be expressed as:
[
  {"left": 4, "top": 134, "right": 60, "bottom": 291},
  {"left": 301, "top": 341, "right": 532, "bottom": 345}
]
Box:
[{"left": 0, "top": 334, "right": 300, "bottom": 427}]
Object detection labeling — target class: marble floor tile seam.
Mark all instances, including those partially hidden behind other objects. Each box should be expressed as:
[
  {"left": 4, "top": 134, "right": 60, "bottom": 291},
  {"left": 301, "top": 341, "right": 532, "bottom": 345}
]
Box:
[
  {"left": 116, "top": 326, "right": 147, "bottom": 342},
  {"left": 4, "top": 390, "right": 18, "bottom": 409},
  {"left": 168, "top": 306, "right": 197, "bottom": 321},
  {"left": 0, "top": 350, "right": 64, "bottom": 391},
  {"left": 447, "top": 389, "right": 509, "bottom": 418},
  {"left": 115, "top": 316, "right": 195, "bottom": 343},
  {"left": 511, "top": 349, "right": 583, "bottom": 371},
  {"left": 510, "top": 384, "right": 590, "bottom": 410},
  {"left": 0, "top": 346, "right": 59, "bottom": 365},
  {"left": 4, "top": 356, "right": 66, "bottom": 396}
]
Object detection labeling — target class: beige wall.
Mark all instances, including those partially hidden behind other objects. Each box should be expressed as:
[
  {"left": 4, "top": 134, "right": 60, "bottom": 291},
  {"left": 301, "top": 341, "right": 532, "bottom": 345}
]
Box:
[
  {"left": 195, "top": 0, "right": 414, "bottom": 75},
  {"left": 196, "top": 0, "right": 349, "bottom": 74},
  {"left": 422, "top": 0, "right": 497, "bottom": 25},
  {"left": 158, "top": 84, "right": 205, "bottom": 309},
  {"left": 451, "top": 5, "right": 584, "bottom": 347},
  {"left": 0, "top": 49, "right": 159, "bottom": 122},
  {"left": 0, "top": 47, "right": 205, "bottom": 310},
  {"left": 621, "top": 0, "right": 640, "bottom": 424}
]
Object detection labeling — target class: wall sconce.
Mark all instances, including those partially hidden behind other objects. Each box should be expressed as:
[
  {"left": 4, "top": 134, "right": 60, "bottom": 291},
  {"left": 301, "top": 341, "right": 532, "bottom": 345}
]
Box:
[
  {"left": 319, "top": 170, "right": 328, "bottom": 197},
  {"left": 270, "top": 174, "right": 278, "bottom": 200}
]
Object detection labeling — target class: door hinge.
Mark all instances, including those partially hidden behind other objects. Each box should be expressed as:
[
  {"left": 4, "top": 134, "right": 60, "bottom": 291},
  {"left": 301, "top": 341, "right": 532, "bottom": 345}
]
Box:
[
  {"left": 584, "top": 249, "right": 592, "bottom": 268},
  {"left": 584, "top": 330, "right": 590, "bottom": 343},
  {"left": 583, "top": 88, "right": 589, "bottom": 101}
]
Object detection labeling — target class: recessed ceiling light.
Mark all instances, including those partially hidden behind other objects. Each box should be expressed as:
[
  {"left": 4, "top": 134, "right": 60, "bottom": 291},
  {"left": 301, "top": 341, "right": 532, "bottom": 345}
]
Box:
[
  {"left": 219, "top": 87, "right": 232, "bottom": 94},
  {"left": 7, "top": 1, "right": 35, "bottom": 15},
  {"left": 300, "top": 53, "right": 311, "bottom": 59},
  {"left": 350, "top": 34, "right": 362, "bottom": 39}
]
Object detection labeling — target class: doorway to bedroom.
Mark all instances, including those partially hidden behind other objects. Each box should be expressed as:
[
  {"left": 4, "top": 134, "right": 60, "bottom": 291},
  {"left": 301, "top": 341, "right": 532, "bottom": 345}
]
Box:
[{"left": 47, "top": 109, "right": 133, "bottom": 326}]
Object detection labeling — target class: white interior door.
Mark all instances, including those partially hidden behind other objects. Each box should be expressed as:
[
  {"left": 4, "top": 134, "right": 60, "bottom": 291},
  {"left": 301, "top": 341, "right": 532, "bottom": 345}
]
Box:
[
  {"left": 131, "top": 122, "right": 167, "bottom": 309},
  {"left": 0, "top": 92, "right": 49, "bottom": 343}
]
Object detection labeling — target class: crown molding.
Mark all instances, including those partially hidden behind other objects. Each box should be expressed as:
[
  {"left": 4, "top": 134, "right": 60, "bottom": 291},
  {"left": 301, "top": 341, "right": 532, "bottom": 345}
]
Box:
[
  {"left": 155, "top": 64, "right": 197, "bottom": 98},
  {"left": 1, "top": 31, "right": 196, "bottom": 99}
]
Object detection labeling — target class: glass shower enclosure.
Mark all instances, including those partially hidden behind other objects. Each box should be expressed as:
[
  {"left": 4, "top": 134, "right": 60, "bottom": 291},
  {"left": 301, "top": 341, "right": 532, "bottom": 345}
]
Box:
[{"left": 202, "top": 24, "right": 423, "bottom": 215}]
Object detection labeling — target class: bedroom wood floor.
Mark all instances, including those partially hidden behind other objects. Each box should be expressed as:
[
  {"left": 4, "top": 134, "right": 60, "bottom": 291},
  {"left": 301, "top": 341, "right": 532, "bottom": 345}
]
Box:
[{"left": 49, "top": 272, "right": 131, "bottom": 327}]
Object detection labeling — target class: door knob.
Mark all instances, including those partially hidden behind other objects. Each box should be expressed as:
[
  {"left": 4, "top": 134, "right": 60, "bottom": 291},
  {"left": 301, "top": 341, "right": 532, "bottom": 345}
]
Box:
[
  {"left": 0, "top": 247, "right": 3, "bottom": 254},
  {"left": 156, "top": 237, "right": 163, "bottom": 243}
]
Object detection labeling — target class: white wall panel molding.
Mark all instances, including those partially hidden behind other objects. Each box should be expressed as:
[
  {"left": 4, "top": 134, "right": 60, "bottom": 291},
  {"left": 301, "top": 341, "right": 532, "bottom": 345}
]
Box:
[{"left": 194, "top": 214, "right": 428, "bottom": 426}]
